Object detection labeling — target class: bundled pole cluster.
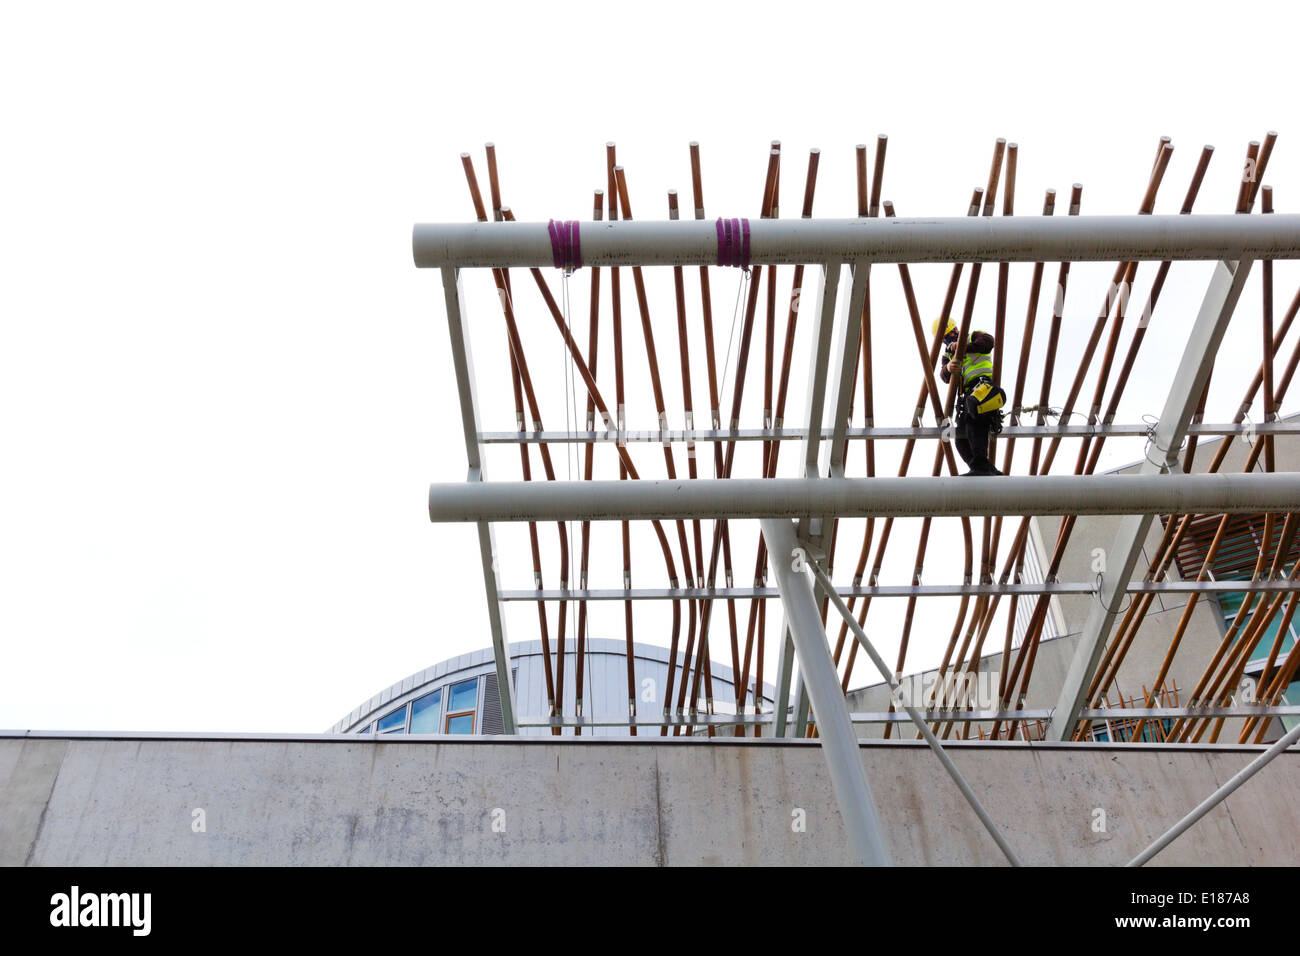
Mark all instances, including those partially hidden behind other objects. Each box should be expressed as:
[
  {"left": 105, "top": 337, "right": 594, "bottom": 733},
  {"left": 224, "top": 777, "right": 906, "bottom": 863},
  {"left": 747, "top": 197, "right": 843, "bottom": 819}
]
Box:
[{"left": 453, "top": 133, "right": 1297, "bottom": 743}]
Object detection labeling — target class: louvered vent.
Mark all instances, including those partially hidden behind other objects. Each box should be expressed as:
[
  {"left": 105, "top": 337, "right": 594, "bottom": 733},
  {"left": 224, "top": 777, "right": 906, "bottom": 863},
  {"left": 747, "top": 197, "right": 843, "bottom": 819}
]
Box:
[
  {"left": 481, "top": 672, "right": 505, "bottom": 735},
  {"left": 1163, "top": 513, "right": 1300, "bottom": 581}
]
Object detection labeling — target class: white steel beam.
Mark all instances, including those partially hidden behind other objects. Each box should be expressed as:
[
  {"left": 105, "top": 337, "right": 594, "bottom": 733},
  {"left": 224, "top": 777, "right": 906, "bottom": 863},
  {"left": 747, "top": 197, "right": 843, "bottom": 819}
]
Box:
[
  {"left": 428, "top": 472, "right": 1300, "bottom": 523},
  {"left": 478, "top": 421, "right": 1300, "bottom": 444},
  {"left": 824, "top": 262, "right": 871, "bottom": 478},
  {"left": 800, "top": 262, "right": 844, "bottom": 479},
  {"left": 515, "top": 704, "right": 1300, "bottom": 729},
  {"left": 440, "top": 267, "right": 518, "bottom": 734},
  {"left": 413, "top": 215, "right": 1300, "bottom": 269},
  {"left": 497, "top": 579, "right": 1300, "bottom": 602},
  {"left": 771, "top": 628, "right": 795, "bottom": 738},
  {"left": 761, "top": 517, "right": 890, "bottom": 865},
  {"left": 1046, "top": 259, "right": 1255, "bottom": 741},
  {"left": 792, "top": 678, "right": 811, "bottom": 738},
  {"left": 784, "top": 261, "right": 859, "bottom": 737}
]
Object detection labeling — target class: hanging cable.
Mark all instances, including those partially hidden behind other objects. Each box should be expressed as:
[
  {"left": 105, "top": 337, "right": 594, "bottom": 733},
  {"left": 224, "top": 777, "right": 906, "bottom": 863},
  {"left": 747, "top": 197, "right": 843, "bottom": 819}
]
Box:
[{"left": 717, "top": 269, "right": 750, "bottom": 417}]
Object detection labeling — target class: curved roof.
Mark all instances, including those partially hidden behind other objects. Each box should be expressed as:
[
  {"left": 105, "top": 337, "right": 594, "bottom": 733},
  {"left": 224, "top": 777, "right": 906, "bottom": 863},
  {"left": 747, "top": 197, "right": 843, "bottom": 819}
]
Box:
[{"left": 329, "top": 639, "right": 776, "bottom": 734}]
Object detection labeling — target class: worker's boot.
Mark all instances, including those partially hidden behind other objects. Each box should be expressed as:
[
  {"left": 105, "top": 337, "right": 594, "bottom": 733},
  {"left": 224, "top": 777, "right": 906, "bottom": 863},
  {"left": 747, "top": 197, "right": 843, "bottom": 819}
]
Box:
[{"left": 962, "top": 458, "right": 1002, "bottom": 477}]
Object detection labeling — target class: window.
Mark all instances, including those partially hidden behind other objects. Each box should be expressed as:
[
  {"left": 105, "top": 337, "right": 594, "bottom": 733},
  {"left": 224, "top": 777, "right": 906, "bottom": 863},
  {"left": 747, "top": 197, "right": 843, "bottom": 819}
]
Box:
[
  {"left": 1221, "top": 579, "right": 1300, "bottom": 668},
  {"left": 377, "top": 706, "right": 408, "bottom": 734},
  {"left": 359, "top": 724, "right": 372, "bottom": 734},
  {"left": 445, "top": 678, "right": 478, "bottom": 734},
  {"left": 448, "top": 678, "right": 477, "bottom": 712},
  {"left": 446, "top": 713, "right": 475, "bottom": 734},
  {"left": 409, "top": 689, "right": 442, "bottom": 734}
]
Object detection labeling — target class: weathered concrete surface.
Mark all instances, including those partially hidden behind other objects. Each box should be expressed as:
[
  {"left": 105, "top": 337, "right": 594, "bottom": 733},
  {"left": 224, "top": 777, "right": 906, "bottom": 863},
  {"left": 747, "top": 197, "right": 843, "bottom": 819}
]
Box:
[{"left": 2, "top": 733, "right": 1297, "bottom": 865}]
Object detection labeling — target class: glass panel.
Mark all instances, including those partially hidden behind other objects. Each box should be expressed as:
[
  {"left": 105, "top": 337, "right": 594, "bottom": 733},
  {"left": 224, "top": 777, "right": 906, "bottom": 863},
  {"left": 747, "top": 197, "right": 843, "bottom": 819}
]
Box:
[
  {"left": 1283, "top": 681, "right": 1300, "bottom": 733},
  {"left": 410, "top": 690, "right": 442, "bottom": 734},
  {"left": 359, "top": 724, "right": 372, "bottom": 734},
  {"left": 448, "top": 678, "right": 478, "bottom": 713},
  {"left": 377, "top": 706, "right": 407, "bottom": 734},
  {"left": 446, "top": 713, "right": 474, "bottom": 735},
  {"left": 1219, "top": 590, "right": 1248, "bottom": 622},
  {"left": 1224, "top": 562, "right": 1297, "bottom": 667}
]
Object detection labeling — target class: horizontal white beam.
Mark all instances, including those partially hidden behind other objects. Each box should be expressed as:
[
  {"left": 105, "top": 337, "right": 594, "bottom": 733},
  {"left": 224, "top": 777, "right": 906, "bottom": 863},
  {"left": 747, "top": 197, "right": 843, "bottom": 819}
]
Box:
[
  {"left": 429, "top": 473, "right": 1300, "bottom": 522},
  {"left": 515, "top": 705, "right": 1300, "bottom": 728},
  {"left": 1080, "top": 706, "right": 1300, "bottom": 720},
  {"left": 413, "top": 215, "right": 1300, "bottom": 269},
  {"left": 479, "top": 421, "right": 1300, "bottom": 444},
  {"left": 497, "top": 579, "right": 1300, "bottom": 602}
]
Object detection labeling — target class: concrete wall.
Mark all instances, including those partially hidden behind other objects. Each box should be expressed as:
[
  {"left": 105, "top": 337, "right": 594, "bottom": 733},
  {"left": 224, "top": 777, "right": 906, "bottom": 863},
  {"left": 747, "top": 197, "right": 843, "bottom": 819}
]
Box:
[{"left": 3, "top": 733, "right": 1297, "bottom": 866}]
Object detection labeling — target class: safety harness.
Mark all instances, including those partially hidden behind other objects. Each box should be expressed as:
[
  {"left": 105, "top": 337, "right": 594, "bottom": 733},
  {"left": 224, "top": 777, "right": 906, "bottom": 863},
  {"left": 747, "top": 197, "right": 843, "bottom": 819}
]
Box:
[{"left": 948, "top": 333, "right": 1006, "bottom": 423}]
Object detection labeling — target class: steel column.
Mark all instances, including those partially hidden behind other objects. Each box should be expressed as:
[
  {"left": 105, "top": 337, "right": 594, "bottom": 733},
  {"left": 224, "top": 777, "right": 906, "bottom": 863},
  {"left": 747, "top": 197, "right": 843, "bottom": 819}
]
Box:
[
  {"left": 440, "top": 267, "right": 518, "bottom": 734},
  {"left": 793, "top": 678, "right": 811, "bottom": 738},
  {"left": 800, "top": 262, "right": 844, "bottom": 480},
  {"left": 761, "top": 517, "right": 890, "bottom": 866},
  {"left": 810, "top": 561, "right": 1022, "bottom": 866},
  {"left": 824, "top": 262, "right": 871, "bottom": 478},
  {"left": 771, "top": 627, "right": 795, "bottom": 738}
]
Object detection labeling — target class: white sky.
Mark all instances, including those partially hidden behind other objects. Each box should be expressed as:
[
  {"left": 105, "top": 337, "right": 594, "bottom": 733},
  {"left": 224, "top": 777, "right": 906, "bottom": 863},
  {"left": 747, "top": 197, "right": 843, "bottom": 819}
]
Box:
[{"left": 2, "top": 0, "right": 1297, "bottom": 733}]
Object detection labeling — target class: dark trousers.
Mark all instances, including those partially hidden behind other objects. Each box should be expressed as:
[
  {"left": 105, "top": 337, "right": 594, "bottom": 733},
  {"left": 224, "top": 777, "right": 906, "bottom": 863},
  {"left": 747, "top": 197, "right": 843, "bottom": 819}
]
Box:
[{"left": 956, "top": 396, "right": 995, "bottom": 468}]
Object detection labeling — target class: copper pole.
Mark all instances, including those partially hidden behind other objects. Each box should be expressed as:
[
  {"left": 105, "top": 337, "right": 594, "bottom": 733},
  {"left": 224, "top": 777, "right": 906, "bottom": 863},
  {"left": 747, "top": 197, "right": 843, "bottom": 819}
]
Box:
[
  {"left": 999, "top": 155, "right": 1179, "bottom": 722},
  {"left": 609, "top": 166, "right": 697, "bottom": 738},
  {"left": 496, "top": 209, "right": 685, "bottom": 733},
  {"left": 713, "top": 147, "right": 780, "bottom": 732},
  {"left": 461, "top": 154, "right": 560, "bottom": 725},
  {"left": 574, "top": 188, "right": 604, "bottom": 736},
  {"left": 840, "top": 181, "right": 977, "bottom": 711},
  {"left": 1085, "top": 281, "right": 1300, "bottom": 722}
]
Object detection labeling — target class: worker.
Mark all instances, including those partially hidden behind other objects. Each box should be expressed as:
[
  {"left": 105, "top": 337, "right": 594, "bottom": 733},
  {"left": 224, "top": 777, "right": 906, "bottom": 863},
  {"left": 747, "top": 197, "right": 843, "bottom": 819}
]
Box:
[{"left": 934, "top": 317, "right": 1006, "bottom": 476}]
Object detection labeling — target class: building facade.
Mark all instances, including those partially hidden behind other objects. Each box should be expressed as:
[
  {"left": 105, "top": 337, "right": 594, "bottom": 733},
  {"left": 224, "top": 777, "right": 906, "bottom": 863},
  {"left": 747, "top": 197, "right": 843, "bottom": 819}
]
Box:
[{"left": 331, "top": 638, "right": 776, "bottom": 737}]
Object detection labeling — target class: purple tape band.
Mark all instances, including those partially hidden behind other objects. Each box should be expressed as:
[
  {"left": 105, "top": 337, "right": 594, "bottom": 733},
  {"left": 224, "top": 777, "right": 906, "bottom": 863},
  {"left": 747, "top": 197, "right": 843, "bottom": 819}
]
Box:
[
  {"left": 716, "top": 217, "right": 754, "bottom": 268},
  {"left": 548, "top": 219, "right": 563, "bottom": 270},
  {"left": 547, "top": 220, "right": 582, "bottom": 272}
]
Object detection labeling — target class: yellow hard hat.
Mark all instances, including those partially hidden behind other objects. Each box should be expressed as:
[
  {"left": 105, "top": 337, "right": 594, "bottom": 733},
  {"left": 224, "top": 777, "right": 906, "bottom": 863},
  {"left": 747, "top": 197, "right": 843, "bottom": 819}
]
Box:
[{"left": 931, "top": 317, "right": 957, "bottom": 337}]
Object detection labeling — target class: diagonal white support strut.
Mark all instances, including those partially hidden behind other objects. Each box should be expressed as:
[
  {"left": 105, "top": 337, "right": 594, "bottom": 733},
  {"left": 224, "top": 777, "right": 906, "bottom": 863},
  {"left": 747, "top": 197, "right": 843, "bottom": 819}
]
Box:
[
  {"left": 809, "top": 561, "right": 1023, "bottom": 866},
  {"left": 771, "top": 627, "right": 795, "bottom": 738},
  {"left": 1127, "top": 719, "right": 1300, "bottom": 866},
  {"left": 1046, "top": 258, "right": 1254, "bottom": 741},
  {"left": 441, "top": 267, "right": 519, "bottom": 734},
  {"left": 761, "top": 517, "right": 890, "bottom": 866}
]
